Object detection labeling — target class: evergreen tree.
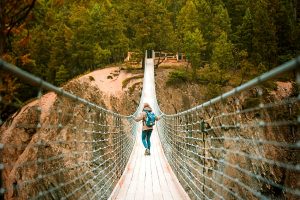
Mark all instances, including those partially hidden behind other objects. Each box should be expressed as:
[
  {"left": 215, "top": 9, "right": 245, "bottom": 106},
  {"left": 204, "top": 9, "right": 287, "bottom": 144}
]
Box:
[
  {"left": 55, "top": 65, "right": 69, "bottom": 86},
  {"left": 194, "top": 0, "right": 211, "bottom": 37},
  {"left": 164, "top": 0, "right": 186, "bottom": 26},
  {"left": 211, "top": 31, "right": 234, "bottom": 80},
  {"left": 209, "top": 3, "right": 231, "bottom": 40},
  {"left": 274, "top": 0, "right": 300, "bottom": 62},
  {"left": 236, "top": 8, "right": 254, "bottom": 54},
  {"left": 124, "top": 0, "right": 175, "bottom": 65},
  {"left": 176, "top": 0, "right": 202, "bottom": 62},
  {"left": 223, "top": 0, "right": 247, "bottom": 32},
  {"left": 183, "top": 29, "right": 207, "bottom": 79},
  {"left": 206, "top": 3, "right": 232, "bottom": 62},
  {"left": 251, "top": 0, "right": 278, "bottom": 68},
  {"left": 48, "top": 24, "right": 69, "bottom": 83},
  {"left": 90, "top": 4, "right": 128, "bottom": 63},
  {"left": 177, "top": 0, "right": 200, "bottom": 35}
]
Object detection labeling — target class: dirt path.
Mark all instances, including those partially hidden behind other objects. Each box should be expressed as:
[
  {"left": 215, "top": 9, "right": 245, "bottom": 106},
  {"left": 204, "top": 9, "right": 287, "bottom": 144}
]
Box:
[{"left": 80, "top": 67, "right": 138, "bottom": 98}]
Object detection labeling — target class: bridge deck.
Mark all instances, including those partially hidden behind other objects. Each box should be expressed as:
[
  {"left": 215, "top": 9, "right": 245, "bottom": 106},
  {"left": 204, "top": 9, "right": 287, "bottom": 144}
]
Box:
[
  {"left": 110, "top": 56, "right": 189, "bottom": 199},
  {"left": 109, "top": 127, "right": 190, "bottom": 200}
]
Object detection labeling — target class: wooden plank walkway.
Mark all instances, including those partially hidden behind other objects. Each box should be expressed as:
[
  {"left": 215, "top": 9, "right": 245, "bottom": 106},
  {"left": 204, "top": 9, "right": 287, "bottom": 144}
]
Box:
[
  {"left": 109, "top": 56, "right": 190, "bottom": 200},
  {"left": 109, "top": 126, "right": 190, "bottom": 200}
]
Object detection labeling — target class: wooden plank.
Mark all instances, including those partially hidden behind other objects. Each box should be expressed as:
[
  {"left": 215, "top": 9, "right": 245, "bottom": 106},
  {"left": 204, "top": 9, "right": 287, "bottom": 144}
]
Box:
[
  {"left": 124, "top": 136, "right": 143, "bottom": 199},
  {"left": 110, "top": 58, "right": 190, "bottom": 200},
  {"left": 152, "top": 132, "right": 174, "bottom": 200},
  {"left": 150, "top": 141, "right": 163, "bottom": 200},
  {"left": 110, "top": 127, "right": 141, "bottom": 200},
  {"left": 113, "top": 144, "right": 138, "bottom": 199},
  {"left": 110, "top": 125, "right": 190, "bottom": 200},
  {"left": 156, "top": 130, "right": 190, "bottom": 200},
  {"left": 144, "top": 155, "right": 154, "bottom": 200},
  {"left": 134, "top": 135, "right": 147, "bottom": 199}
]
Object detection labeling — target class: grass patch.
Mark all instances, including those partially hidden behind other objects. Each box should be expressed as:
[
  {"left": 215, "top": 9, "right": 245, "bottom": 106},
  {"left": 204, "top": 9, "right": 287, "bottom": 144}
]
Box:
[{"left": 122, "top": 75, "right": 144, "bottom": 89}]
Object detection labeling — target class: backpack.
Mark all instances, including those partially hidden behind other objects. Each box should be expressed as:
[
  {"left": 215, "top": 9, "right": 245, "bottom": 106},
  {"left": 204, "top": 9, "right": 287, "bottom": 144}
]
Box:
[{"left": 144, "top": 110, "right": 156, "bottom": 127}]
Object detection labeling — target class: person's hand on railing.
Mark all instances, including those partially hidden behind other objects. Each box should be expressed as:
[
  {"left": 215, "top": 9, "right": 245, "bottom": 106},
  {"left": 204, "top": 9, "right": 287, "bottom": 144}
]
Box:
[{"left": 156, "top": 113, "right": 164, "bottom": 121}]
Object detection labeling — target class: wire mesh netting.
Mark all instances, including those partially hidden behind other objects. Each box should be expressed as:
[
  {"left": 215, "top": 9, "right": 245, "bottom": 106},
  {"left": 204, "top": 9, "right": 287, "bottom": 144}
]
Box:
[
  {"left": 157, "top": 57, "right": 300, "bottom": 200},
  {"left": 0, "top": 60, "right": 136, "bottom": 200},
  {"left": 1, "top": 56, "right": 300, "bottom": 200}
]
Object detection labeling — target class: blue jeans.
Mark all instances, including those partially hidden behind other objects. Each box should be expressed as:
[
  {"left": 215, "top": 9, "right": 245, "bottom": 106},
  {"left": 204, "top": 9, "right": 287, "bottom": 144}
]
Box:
[{"left": 142, "top": 129, "right": 153, "bottom": 149}]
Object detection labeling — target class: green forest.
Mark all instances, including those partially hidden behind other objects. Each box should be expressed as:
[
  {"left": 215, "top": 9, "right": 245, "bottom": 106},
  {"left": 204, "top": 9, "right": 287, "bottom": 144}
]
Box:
[{"left": 1, "top": 0, "right": 299, "bottom": 120}]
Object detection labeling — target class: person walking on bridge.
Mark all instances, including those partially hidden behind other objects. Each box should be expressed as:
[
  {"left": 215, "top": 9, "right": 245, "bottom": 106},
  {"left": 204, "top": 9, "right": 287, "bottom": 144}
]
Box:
[{"left": 135, "top": 103, "right": 160, "bottom": 155}]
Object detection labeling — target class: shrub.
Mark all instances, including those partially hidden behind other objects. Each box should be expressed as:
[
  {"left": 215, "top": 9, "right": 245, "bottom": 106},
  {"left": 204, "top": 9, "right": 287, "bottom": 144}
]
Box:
[
  {"left": 204, "top": 83, "right": 223, "bottom": 100},
  {"left": 198, "top": 63, "right": 229, "bottom": 85},
  {"left": 122, "top": 75, "right": 144, "bottom": 89},
  {"left": 89, "top": 76, "right": 95, "bottom": 81},
  {"left": 166, "top": 70, "right": 190, "bottom": 85},
  {"left": 242, "top": 97, "right": 260, "bottom": 110}
]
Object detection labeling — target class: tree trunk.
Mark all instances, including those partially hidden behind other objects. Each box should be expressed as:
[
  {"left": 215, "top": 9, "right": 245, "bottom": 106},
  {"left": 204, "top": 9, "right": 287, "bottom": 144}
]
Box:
[
  {"left": 142, "top": 57, "right": 145, "bottom": 69},
  {"left": 155, "top": 51, "right": 165, "bottom": 69}
]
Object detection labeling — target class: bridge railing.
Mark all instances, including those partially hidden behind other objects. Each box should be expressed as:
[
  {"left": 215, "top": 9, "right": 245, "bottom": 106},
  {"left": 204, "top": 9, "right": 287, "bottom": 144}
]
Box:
[
  {"left": 157, "top": 57, "right": 300, "bottom": 200},
  {"left": 0, "top": 59, "right": 136, "bottom": 200}
]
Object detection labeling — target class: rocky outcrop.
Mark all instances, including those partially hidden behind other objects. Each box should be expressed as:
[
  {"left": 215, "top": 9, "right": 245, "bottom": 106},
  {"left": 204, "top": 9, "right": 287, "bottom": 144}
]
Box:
[
  {"left": 2, "top": 63, "right": 297, "bottom": 200},
  {"left": 0, "top": 78, "right": 115, "bottom": 199},
  {"left": 169, "top": 81, "right": 299, "bottom": 200}
]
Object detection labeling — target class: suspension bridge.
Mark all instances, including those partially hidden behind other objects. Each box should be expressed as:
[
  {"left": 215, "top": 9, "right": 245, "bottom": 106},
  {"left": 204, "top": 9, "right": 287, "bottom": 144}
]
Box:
[{"left": 0, "top": 53, "right": 299, "bottom": 200}]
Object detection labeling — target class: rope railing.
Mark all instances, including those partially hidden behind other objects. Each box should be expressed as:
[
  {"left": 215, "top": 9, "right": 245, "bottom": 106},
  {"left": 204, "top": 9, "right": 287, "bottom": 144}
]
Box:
[
  {"left": 1, "top": 56, "right": 300, "bottom": 200},
  {"left": 156, "top": 56, "right": 300, "bottom": 199},
  {"left": 0, "top": 59, "right": 136, "bottom": 200}
]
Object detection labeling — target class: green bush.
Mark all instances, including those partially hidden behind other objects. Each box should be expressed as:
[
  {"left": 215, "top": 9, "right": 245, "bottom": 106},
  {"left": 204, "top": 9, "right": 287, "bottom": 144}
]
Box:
[
  {"left": 204, "top": 83, "right": 223, "bottom": 100},
  {"left": 262, "top": 81, "right": 277, "bottom": 91},
  {"left": 243, "top": 97, "right": 260, "bottom": 110},
  {"left": 166, "top": 70, "right": 190, "bottom": 85},
  {"left": 122, "top": 75, "right": 144, "bottom": 88},
  {"left": 198, "top": 63, "right": 229, "bottom": 86}
]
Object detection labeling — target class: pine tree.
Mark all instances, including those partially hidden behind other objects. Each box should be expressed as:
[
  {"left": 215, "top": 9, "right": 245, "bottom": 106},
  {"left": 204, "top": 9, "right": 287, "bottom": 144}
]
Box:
[
  {"left": 251, "top": 0, "right": 278, "bottom": 68},
  {"left": 123, "top": 0, "right": 175, "bottom": 66},
  {"left": 274, "top": 0, "right": 300, "bottom": 62},
  {"left": 210, "top": 3, "right": 231, "bottom": 40},
  {"left": 236, "top": 8, "right": 254, "bottom": 54},
  {"left": 194, "top": 0, "right": 211, "bottom": 36},
  {"left": 223, "top": 0, "right": 247, "bottom": 32},
  {"left": 183, "top": 29, "right": 207, "bottom": 79},
  {"left": 177, "top": 0, "right": 200, "bottom": 34},
  {"left": 211, "top": 31, "right": 234, "bottom": 80},
  {"left": 90, "top": 4, "right": 128, "bottom": 63},
  {"left": 55, "top": 65, "right": 69, "bottom": 86},
  {"left": 176, "top": 0, "right": 201, "bottom": 62}
]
